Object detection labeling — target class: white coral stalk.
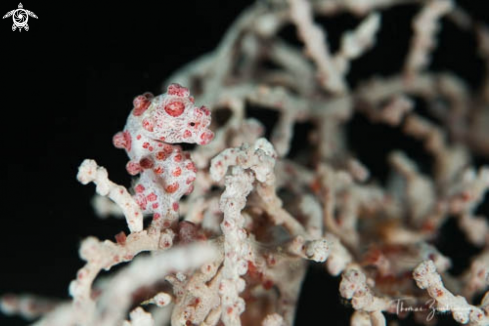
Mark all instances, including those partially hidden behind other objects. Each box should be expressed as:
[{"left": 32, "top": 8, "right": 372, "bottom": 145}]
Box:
[
  {"left": 122, "top": 307, "right": 155, "bottom": 326},
  {"left": 69, "top": 229, "right": 174, "bottom": 324},
  {"left": 0, "top": 294, "right": 59, "bottom": 320},
  {"left": 413, "top": 260, "right": 489, "bottom": 325},
  {"left": 288, "top": 0, "right": 346, "bottom": 93},
  {"left": 334, "top": 12, "right": 381, "bottom": 75},
  {"left": 339, "top": 267, "right": 392, "bottom": 325},
  {"left": 404, "top": 0, "right": 453, "bottom": 78},
  {"left": 77, "top": 159, "right": 143, "bottom": 233},
  {"left": 211, "top": 138, "right": 278, "bottom": 326},
  {"left": 93, "top": 243, "right": 217, "bottom": 326}
]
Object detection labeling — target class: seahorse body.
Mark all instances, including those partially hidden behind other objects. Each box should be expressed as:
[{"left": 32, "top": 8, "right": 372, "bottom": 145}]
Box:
[{"left": 113, "top": 84, "right": 213, "bottom": 228}]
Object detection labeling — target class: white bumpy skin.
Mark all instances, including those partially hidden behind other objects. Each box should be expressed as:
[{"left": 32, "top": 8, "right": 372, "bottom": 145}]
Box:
[{"left": 113, "top": 83, "right": 214, "bottom": 229}]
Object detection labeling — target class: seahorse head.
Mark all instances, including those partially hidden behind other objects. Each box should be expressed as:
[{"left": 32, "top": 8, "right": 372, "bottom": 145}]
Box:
[{"left": 138, "top": 84, "right": 214, "bottom": 145}]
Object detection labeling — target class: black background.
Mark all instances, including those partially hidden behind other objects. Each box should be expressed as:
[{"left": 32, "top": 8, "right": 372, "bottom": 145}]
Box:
[{"left": 1, "top": 1, "right": 488, "bottom": 325}]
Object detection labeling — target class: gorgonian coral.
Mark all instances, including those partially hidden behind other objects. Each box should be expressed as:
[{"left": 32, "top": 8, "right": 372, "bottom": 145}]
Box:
[{"left": 2, "top": 0, "right": 489, "bottom": 326}]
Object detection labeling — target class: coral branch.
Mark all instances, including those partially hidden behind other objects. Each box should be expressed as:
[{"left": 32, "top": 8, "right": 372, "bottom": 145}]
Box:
[
  {"left": 77, "top": 159, "right": 143, "bottom": 232},
  {"left": 94, "top": 243, "right": 218, "bottom": 325},
  {"left": 211, "top": 138, "right": 278, "bottom": 326},
  {"left": 69, "top": 229, "right": 174, "bottom": 323},
  {"left": 404, "top": 0, "right": 453, "bottom": 78},
  {"left": 0, "top": 294, "right": 60, "bottom": 320},
  {"left": 413, "top": 260, "right": 489, "bottom": 325},
  {"left": 334, "top": 12, "right": 381, "bottom": 75},
  {"left": 289, "top": 0, "right": 346, "bottom": 93}
]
